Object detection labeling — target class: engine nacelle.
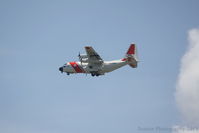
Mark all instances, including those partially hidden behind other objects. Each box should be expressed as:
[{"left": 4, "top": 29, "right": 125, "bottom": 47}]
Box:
[
  {"left": 79, "top": 54, "right": 88, "bottom": 58},
  {"left": 81, "top": 58, "right": 88, "bottom": 63},
  {"left": 79, "top": 54, "right": 88, "bottom": 63}
]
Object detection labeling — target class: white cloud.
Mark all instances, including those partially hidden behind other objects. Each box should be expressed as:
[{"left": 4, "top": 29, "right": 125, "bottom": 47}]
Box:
[{"left": 174, "top": 28, "right": 199, "bottom": 133}]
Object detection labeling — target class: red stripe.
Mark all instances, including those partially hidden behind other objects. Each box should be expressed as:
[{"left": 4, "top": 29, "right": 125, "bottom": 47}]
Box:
[
  {"left": 127, "top": 44, "right": 135, "bottom": 54},
  {"left": 69, "top": 62, "right": 85, "bottom": 73},
  {"left": 121, "top": 58, "right": 127, "bottom": 61}
]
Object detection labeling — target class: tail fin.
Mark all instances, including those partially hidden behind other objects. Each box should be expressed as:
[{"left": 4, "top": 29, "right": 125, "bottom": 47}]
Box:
[{"left": 124, "top": 44, "right": 138, "bottom": 68}]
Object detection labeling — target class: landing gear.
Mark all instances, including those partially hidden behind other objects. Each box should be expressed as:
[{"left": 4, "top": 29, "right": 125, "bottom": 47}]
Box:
[{"left": 91, "top": 72, "right": 100, "bottom": 77}]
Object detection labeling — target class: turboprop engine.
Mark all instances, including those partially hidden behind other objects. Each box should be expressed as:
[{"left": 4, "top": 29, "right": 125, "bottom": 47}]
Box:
[{"left": 78, "top": 53, "right": 88, "bottom": 63}]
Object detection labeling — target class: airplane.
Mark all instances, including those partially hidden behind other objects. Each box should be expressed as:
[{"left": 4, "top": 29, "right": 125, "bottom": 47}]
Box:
[{"left": 59, "top": 43, "right": 138, "bottom": 76}]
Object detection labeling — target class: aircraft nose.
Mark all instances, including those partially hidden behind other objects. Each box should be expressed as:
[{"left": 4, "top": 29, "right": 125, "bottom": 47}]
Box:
[{"left": 59, "top": 67, "right": 63, "bottom": 73}]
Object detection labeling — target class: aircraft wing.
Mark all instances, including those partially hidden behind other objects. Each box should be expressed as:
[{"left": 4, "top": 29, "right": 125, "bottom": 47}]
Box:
[{"left": 85, "top": 46, "right": 103, "bottom": 64}]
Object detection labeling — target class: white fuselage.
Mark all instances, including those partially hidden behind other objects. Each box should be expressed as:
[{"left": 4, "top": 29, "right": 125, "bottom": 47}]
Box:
[
  {"left": 60, "top": 59, "right": 127, "bottom": 75},
  {"left": 101, "top": 60, "right": 127, "bottom": 73}
]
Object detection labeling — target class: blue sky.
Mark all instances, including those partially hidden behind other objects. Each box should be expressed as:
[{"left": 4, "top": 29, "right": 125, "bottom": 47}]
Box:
[{"left": 0, "top": 0, "right": 199, "bottom": 133}]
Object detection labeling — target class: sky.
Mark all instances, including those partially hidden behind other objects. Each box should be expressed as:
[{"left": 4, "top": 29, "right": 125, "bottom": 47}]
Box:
[{"left": 0, "top": 0, "right": 199, "bottom": 133}]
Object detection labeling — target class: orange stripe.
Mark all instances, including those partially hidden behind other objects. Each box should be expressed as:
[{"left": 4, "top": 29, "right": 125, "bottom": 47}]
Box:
[{"left": 69, "top": 62, "right": 85, "bottom": 73}]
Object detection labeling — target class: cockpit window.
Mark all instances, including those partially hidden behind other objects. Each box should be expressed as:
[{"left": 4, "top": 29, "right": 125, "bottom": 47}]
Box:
[{"left": 63, "top": 63, "right": 69, "bottom": 67}]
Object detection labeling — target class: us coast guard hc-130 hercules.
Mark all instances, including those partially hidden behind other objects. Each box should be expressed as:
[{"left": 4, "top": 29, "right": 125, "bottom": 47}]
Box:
[{"left": 59, "top": 44, "right": 138, "bottom": 76}]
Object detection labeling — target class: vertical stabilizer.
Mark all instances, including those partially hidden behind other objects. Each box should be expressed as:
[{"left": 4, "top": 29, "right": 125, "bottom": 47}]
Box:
[{"left": 124, "top": 44, "right": 138, "bottom": 68}]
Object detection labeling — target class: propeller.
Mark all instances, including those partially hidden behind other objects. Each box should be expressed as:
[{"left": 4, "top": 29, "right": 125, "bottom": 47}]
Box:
[
  {"left": 78, "top": 52, "right": 80, "bottom": 58},
  {"left": 78, "top": 52, "right": 82, "bottom": 65}
]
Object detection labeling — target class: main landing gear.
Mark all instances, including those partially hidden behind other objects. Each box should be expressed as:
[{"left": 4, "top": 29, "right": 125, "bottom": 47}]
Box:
[{"left": 91, "top": 72, "right": 100, "bottom": 77}]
